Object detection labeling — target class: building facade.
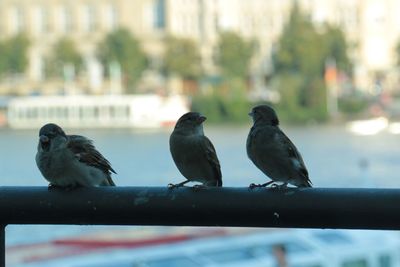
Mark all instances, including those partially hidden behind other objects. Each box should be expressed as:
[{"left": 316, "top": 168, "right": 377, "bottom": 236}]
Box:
[{"left": 0, "top": 0, "right": 399, "bottom": 95}]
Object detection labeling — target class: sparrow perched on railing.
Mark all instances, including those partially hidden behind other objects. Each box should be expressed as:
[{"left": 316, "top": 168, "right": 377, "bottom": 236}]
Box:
[
  {"left": 169, "top": 112, "right": 222, "bottom": 188},
  {"left": 246, "top": 105, "right": 312, "bottom": 188},
  {"left": 35, "top": 123, "right": 116, "bottom": 189}
]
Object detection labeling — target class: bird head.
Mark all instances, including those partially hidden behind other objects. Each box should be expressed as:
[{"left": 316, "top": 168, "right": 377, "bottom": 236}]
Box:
[
  {"left": 38, "top": 123, "right": 67, "bottom": 151},
  {"left": 249, "top": 105, "right": 279, "bottom": 126},
  {"left": 174, "top": 112, "right": 206, "bottom": 135}
]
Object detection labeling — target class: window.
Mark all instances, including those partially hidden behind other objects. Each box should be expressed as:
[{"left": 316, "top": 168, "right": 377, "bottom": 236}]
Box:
[
  {"left": 60, "top": 6, "right": 73, "bottom": 33},
  {"left": 10, "top": 6, "right": 24, "bottom": 34},
  {"left": 341, "top": 8, "right": 358, "bottom": 29},
  {"left": 106, "top": 5, "right": 118, "bottom": 30},
  {"left": 83, "top": 5, "right": 97, "bottom": 32},
  {"left": 38, "top": 7, "right": 50, "bottom": 33},
  {"left": 153, "top": 0, "right": 166, "bottom": 29}
]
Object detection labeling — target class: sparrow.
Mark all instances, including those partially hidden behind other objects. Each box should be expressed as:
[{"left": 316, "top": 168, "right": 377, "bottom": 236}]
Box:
[
  {"left": 246, "top": 105, "right": 312, "bottom": 188},
  {"left": 35, "top": 123, "right": 116, "bottom": 188},
  {"left": 169, "top": 112, "right": 222, "bottom": 188}
]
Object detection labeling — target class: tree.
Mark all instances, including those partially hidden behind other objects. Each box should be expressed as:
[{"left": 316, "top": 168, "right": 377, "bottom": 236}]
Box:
[
  {"left": 47, "top": 38, "right": 83, "bottom": 78},
  {"left": 97, "top": 28, "right": 147, "bottom": 92},
  {"left": 273, "top": 4, "right": 326, "bottom": 77},
  {"left": 395, "top": 39, "right": 400, "bottom": 67},
  {"left": 0, "top": 43, "right": 8, "bottom": 76},
  {"left": 0, "top": 34, "right": 30, "bottom": 76},
  {"left": 216, "top": 31, "right": 254, "bottom": 79},
  {"left": 163, "top": 36, "right": 201, "bottom": 80},
  {"left": 323, "top": 25, "right": 352, "bottom": 75},
  {"left": 272, "top": 4, "right": 351, "bottom": 122},
  {"left": 190, "top": 32, "right": 254, "bottom": 122}
]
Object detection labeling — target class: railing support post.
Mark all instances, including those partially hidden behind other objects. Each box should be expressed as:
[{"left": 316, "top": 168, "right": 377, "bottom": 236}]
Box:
[{"left": 0, "top": 225, "right": 5, "bottom": 267}]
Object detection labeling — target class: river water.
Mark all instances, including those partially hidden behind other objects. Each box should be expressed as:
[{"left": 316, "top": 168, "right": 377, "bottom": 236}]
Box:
[{"left": 1, "top": 124, "right": 399, "bottom": 246}]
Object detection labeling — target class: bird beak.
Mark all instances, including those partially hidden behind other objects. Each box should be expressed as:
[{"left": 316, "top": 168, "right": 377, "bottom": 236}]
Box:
[
  {"left": 197, "top": 115, "right": 207, "bottom": 124},
  {"left": 248, "top": 111, "right": 254, "bottom": 117},
  {"left": 40, "top": 135, "right": 49, "bottom": 144}
]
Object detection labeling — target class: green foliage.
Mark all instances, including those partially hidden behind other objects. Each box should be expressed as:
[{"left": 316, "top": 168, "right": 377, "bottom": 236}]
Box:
[
  {"left": 274, "top": 73, "right": 327, "bottom": 123},
  {"left": 47, "top": 38, "right": 83, "bottom": 78},
  {"left": 0, "top": 34, "right": 30, "bottom": 75},
  {"left": 97, "top": 28, "right": 147, "bottom": 92},
  {"left": 396, "top": 40, "right": 400, "bottom": 66},
  {"left": 191, "top": 94, "right": 225, "bottom": 122},
  {"left": 272, "top": 4, "right": 350, "bottom": 123},
  {"left": 338, "top": 96, "right": 369, "bottom": 114},
  {"left": 6, "top": 34, "right": 30, "bottom": 74},
  {"left": 191, "top": 81, "right": 252, "bottom": 123},
  {"left": 0, "top": 43, "right": 7, "bottom": 75},
  {"left": 274, "top": 73, "right": 305, "bottom": 120},
  {"left": 216, "top": 31, "right": 254, "bottom": 79},
  {"left": 273, "top": 6, "right": 326, "bottom": 76},
  {"left": 323, "top": 25, "right": 352, "bottom": 75},
  {"left": 164, "top": 36, "right": 201, "bottom": 79},
  {"left": 192, "top": 32, "right": 254, "bottom": 123}
]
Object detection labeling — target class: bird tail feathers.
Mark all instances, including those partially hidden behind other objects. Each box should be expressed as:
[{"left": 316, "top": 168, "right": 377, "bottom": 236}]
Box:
[{"left": 100, "top": 176, "right": 116, "bottom": 186}]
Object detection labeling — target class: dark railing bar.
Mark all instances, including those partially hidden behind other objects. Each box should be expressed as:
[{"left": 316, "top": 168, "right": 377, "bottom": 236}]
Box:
[{"left": 0, "top": 186, "right": 400, "bottom": 230}]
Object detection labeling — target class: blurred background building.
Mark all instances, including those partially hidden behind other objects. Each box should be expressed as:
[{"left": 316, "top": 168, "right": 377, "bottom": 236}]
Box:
[{"left": 0, "top": 0, "right": 400, "bottom": 96}]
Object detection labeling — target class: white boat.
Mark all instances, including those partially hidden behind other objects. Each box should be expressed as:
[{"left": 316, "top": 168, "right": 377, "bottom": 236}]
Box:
[
  {"left": 346, "top": 117, "right": 389, "bottom": 136},
  {"left": 387, "top": 122, "right": 400, "bottom": 135},
  {"left": 8, "top": 227, "right": 400, "bottom": 267},
  {"left": 6, "top": 94, "right": 189, "bottom": 129}
]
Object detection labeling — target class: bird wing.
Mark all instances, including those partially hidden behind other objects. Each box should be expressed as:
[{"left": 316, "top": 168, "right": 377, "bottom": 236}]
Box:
[
  {"left": 67, "top": 135, "right": 117, "bottom": 178},
  {"left": 201, "top": 136, "right": 222, "bottom": 186},
  {"left": 277, "top": 129, "right": 311, "bottom": 186}
]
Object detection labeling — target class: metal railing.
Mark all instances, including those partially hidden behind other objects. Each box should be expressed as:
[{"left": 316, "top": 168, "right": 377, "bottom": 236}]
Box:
[{"left": 2, "top": 186, "right": 400, "bottom": 266}]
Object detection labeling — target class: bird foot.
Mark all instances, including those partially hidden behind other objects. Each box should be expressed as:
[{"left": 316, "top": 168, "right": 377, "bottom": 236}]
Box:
[
  {"left": 249, "top": 183, "right": 262, "bottom": 189},
  {"left": 271, "top": 183, "right": 288, "bottom": 190},
  {"left": 168, "top": 183, "right": 178, "bottom": 189},
  {"left": 168, "top": 183, "right": 186, "bottom": 189},
  {"left": 168, "top": 180, "right": 190, "bottom": 189},
  {"left": 249, "top": 182, "right": 275, "bottom": 189}
]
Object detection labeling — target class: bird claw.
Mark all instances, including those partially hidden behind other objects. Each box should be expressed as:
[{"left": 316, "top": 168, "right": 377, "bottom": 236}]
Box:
[
  {"left": 271, "top": 183, "right": 288, "bottom": 190},
  {"left": 168, "top": 183, "right": 187, "bottom": 189},
  {"left": 168, "top": 180, "right": 190, "bottom": 189},
  {"left": 249, "top": 181, "right": 277, "bottom": 189},
  {"left": 249, "top": 183, "right": 262, "bottom": 189},
  {"left": 168, "top": 183, "right": 178, "bottom": 189}
]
